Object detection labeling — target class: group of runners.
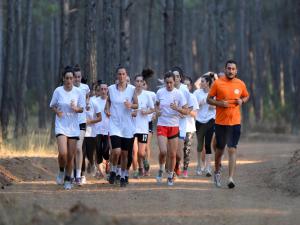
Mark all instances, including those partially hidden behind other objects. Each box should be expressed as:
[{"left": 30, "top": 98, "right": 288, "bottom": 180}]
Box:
[{"left": 50, "top": 60, "right": 249, "bottom": 190}]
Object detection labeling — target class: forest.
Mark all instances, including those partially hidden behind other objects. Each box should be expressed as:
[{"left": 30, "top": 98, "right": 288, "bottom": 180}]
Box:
[{"left": 0, "top": 0, "right": 299, "bottom": 147}]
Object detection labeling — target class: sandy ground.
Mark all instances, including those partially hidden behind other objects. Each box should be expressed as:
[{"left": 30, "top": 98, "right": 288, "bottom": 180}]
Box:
[{"left": 0, "top": 139, "right": 300, "bottom": 225}]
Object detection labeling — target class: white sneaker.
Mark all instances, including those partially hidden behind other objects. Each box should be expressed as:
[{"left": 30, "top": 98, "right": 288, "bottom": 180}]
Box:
[
  {"left": 205, "top": 167, "right": 212, "bottom": 177},
  {"left": 56, "top": 172, "right": 64, "bottom": 185},
  {"left": 214, "top": 172, "right": 221, "bottom": 188},
  {"left": 81, "top": 175, "right": 87, "bottom": 184},
  {"left": 156, "top": 170, "right": 163, "bottom": 183},
  {"left": 64, "top": 181, "right": 72, "bottom": 190},
  {"left": 167, "top": 177, "right": 174, "bottom": 186},
  {"left": 196, "top": 167, "right": 204, "bottom": 176}
]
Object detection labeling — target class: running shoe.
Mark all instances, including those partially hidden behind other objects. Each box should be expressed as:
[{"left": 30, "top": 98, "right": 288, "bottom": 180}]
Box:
[
  {"left": 156, "top": 170, "right": 163, "bottom": 183},
  {"left": 56, "top": 172, "right": 64, "bottom": 185},
  {"left": 143, "top": 159, "right": 150, "bottom": 172},
  {"left": 75, "top": 177, "right": 82, "bottom": 186},
  {"left": 109, "top": 171, "right": 116, "bottom": 184},
  {"left": 214, "top": 172, "right": 221, "bottom": 188},
  {"left": 133, "top": 171, "right": 139, "bottom": 179},
  {"left": 167, "top": 177, "right": 174, "bottom": 186},
  {"left": 120, "top": 178, "right": 126, "bottom": 187},
  {"left": 81, "top": 175, "right": 87, "bottom": 184},
  {"left": 205, "top": 167, "right": 212, "bottom": 177},
  {"left": 183, "top": 170, "right": 188, "bottom": 178},
  {"left": 91, "top": 165, "right": 97, "bottom": 177},
  {"left": 227, "top": 178, "right": 235, "bottom": 189},
  {"left": 195, "top": 167, "right": 203, "bottom": 176},
  {"left": 115, "top": 174, "right": 121, "bottom": 184},
  {"left": 64, "top": 181, "right": 72, "bottom": 190},
  {"left": 125, "top": 176, "right": 129, "bottom": 184}
]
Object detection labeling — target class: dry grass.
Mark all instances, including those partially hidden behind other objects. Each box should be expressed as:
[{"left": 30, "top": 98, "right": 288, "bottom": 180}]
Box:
[{"left": 0, "top": 128, "right": 57, "bottom": 158}]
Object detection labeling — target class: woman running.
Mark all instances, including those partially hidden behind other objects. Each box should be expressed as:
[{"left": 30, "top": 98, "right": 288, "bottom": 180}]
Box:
[
  {"left": 105, "top": 66, "right": 138, "bottom": 187},
  {"left": 73, "top": 65, "right": 90, "bottom": 185},
  {"left": 194, "top": 74, "right": 216, "bottom": 177},
  {"left": 50, "top": 66, "right": 84, "bottom": 190},
  {"left": 155, "top": 71, "right": 187, "bottom": 186},
  {"left": 182, "top": 76, "right": 199, "bottom": 177},
  {"left": 131, "top": 74, "right": 155, "bottom": 178}
]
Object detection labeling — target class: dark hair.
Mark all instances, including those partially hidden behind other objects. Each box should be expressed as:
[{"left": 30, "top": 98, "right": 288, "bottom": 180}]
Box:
[
  {"left": 171, "top": 66, "right": 184, "bottom": 81},
  {"left": 225, "top": 60, "right": 238, "bottom": 68},
  {"left": 62, "top": 65, "right": 74, "bottom": 77},
  {"left": 184, "top": 76, "right": 193, "bottom": 85},
  {"left": 115, "top": 65, "right": 127, "bottom": 74},
  {"left": 202, "top": 75, "right": 213, "bottom": 87},
  {"left": 164, "top": 71, "right": 175, "bottom": 81},
  {"left": 73, "top": 64, "right": 81, "bottom": 72},
  {"left": 142, "top": 68, "right": 154, "bottom": 84},
  {"left": 134, "top": 74, "right": 143, "bottom": 80}
]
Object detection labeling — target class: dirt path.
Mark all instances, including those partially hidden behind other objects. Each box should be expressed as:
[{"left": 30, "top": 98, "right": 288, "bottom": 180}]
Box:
[{"left": 0, "top": 141, "right": 299, "bottom": 225}]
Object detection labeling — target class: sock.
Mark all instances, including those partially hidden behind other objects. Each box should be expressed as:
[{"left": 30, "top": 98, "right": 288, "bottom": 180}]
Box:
[
  {"left": 125, "top": 170, "right": 129, "bottom": 177},
  {"left": 121, "top": 170, "right": 126, "bottom": 179},
  {"left": 117, "top": 167, "right": 121, "bottom": 176},
  {"left": 168, "top": 171, "right": 173, "bottom": 179},
  {"left": 159, "top": 164, "right": 164, "bottom": 171},
  {"left": 64, "top": 175, "right": 71, "bottom": 181},
  {"left": 111, "top": 165, "right": 117, "bottom": 173},
  {"left": 70, "top": 170, "right": 74, "bottom": 179},
  {"left": 59, "top": 167, "right": 64, "bottom": 172},
  {"left": 76, "top": 169, "right": 81, "bottom": 178}
]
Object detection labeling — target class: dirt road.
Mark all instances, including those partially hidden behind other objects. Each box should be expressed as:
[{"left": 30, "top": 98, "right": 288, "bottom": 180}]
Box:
[{"left": 0, "top": 140, "right": 299, "bottom": 225}]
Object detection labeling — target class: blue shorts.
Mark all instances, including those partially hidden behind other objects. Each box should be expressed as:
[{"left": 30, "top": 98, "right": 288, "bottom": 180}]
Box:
[{"left": 215, "top": 124, "right": 241, "bottom": 149}]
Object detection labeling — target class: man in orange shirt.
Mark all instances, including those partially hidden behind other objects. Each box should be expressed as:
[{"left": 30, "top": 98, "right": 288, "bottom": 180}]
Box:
[{"left": 207, "top": 60, "right": 249, "bottom": 188}]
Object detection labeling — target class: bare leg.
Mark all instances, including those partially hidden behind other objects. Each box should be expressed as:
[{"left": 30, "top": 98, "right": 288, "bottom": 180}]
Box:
[
  {"left": 228, "top": 147, "right": 237, "bottom": 179},
  {"left": 66, "top": 139, "right": 77, "bottom": 177}
]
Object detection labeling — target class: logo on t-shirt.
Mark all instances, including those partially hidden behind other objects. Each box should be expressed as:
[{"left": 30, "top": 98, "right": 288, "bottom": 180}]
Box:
[{"left": 234, "top": 89, "right": 240, "bottom": 95}]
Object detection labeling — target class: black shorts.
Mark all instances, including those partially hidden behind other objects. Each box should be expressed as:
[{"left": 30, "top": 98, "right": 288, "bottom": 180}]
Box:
[
  {"left": 56, "top": 134, "right": 79, "bottom": 140},
  {"left": 134, "top": 133, "right": 148, "bottom": 144},
  {"left": 215, "top": 124, "right": 241, "bottom": 149},
  {"left": 148, "top": 121, "right": 153, "bottom": 133},
  {"left": 79, "top": 123, "right": 86, "bottom": 131},
  {"left": 110, "top": 135, "right": 134, "bottom": 151}
]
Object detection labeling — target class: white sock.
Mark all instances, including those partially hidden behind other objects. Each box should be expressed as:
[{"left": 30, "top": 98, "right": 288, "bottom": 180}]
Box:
[
  {"left": 121, "top": 170, "right": 126, "bottom": 179},
  {"left": 205, "top": 154, "right": 211, "bottom": 169},
  {"left": 159, "top": 164, "right": 164, "bottom": 171},
  {"left": 76, "top": 169, "right": 81, "bottom": 178},
  {"left": 125, "top": 170, "right": 129, "bottom": 177},
  {"left": 168, "top": 171, "right": 173, "bottom": 179},
  {"left": 111, "top": 166, "right": 117, "bottom": 173},
  {"left": 70, "top": 170, "right": 74, "bottom": 178}
]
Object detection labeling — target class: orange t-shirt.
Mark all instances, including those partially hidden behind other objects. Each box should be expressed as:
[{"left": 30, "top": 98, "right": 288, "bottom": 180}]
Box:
[{"left": 208, "top": 76, "right": 249, "bottom": 125}]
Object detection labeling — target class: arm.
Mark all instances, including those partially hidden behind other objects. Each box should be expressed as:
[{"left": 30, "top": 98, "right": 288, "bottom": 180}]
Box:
[
  {"left": 104, "top": 94, "right": 111, "bottom": 117},
  {"left": 206, "top": 95, "right": 229, "bottom": 108},
  {"left": 87, "top": 112, "right": 102, "bottom": 125},
  {"left": 51, "top": 106, "right": 63, "bottom": 118}
]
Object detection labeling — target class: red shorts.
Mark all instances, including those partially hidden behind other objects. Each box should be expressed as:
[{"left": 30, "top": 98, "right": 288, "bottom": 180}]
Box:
[{"left": 157, "top": 126, "right": 179, "bottom": 139}]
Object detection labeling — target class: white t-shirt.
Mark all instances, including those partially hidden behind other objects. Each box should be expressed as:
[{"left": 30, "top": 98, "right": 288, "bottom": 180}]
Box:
[
  {"left": 134, "top": 90, "right": 154, "bottom": 134},
  {"left": 144, "top": 90, "right": 156, "bottom": 122},
  {"left": 77, "top": 83, "right": 90, "bottom": 124},
  {"left": 108, "top": 84, "right": 136, "bottom": 138},
  {"left": 194, "top": 89, "right": 216, "bottom": 123},
  {"left": 49, "top": 86, "right": 85, "bottom": 137},
  {"left": 177, "top": 83, "right": 193, "bottom": 137},
  {"left": 185, "top": 93, "right": 199, "bottom": 133},
  {"left": 156, "top": 87, "right": 186, "bottom": 127},
  {"left": 93, "top": 96, "right": 110, "bottom": 135},
  {"left": 85, "top": 97, "right": 101, "bottom": 137}
]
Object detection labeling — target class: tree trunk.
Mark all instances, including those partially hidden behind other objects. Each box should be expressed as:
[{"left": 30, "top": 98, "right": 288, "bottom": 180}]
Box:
[
  {"left": 0, "top": 0, "right": 3, "bottom": 106},
  {"left": 215, "top": 0, "right": 226, "bottom": 71},
  {"left": 15, "top": 0, "right": 32, "bottom": 137},
  {"left": 103, "top": 0, "right": 118, "bottom": 83},
  {"left": 84, "top": 0, "right": 97, "bottom": 85},
  {"left": 1, "top": 0, "right": 15, "bottom": 141},
  {"left": 163, "top": 0, "right": 174, "bottom": 71},
  {"left": 119, "top": 0, "right": 131, "bottom": 69},
  {"left": 144, "top": 0, "right": 154, "bottom": 67},
  {"left": 59, "top": 0, "right": 70, "bottom": 74}
]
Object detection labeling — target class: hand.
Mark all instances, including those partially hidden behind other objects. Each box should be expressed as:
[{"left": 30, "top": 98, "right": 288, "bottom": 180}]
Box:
[
  {"left": 236, "top": 98, "right": 243, "bottom": 106},
  {"left": 170, "top": 101, "right": 178, "bottom": 111},
  {"left": 219, "top": 100, "right": 229, "bottom": 108},
  {"left": 70, "top": 100, "right": 77, "bottom": 111},
  {"left": 105, "top": 109, "right": 111, "bottom": 117},
  {"left": 124, "top": 99, "right": 132, "bottom": 109},
  {"left": 86, "top": 119, "right": 92, "bottom": 125},
  {"left": 56, "top": 111, "right": 63, "bottom": 118},
  {"left": 151, "top": 113, "right": 156, "bottom": 121},
  {"left": 156, "top": 108, "right": 162, "bottom": 117},
  {"left": 141, "top": 109, "right": 148, "bottom": 115}
]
